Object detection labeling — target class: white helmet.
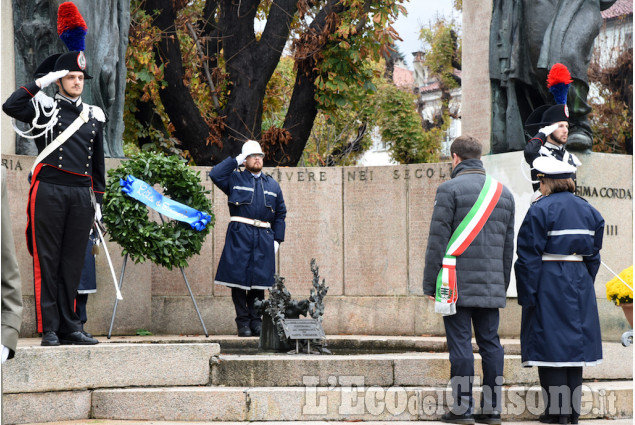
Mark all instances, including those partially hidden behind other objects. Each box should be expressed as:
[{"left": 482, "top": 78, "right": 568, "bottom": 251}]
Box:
[{"left": 241, "top": 140, "right": 264, "bottom": 157}]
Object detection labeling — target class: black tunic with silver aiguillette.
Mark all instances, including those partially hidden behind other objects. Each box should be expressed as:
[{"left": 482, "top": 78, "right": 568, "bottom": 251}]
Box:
[{"left": 2, "top": 81, "right": 105, "bottom": 199}]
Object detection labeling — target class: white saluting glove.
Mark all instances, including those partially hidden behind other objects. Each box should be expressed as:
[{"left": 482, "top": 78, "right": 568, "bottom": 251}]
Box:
[
  {"left": 538, "top": 123, "right": 559, "bottom": 137},
  {"left": 236, "top": 153, "right": 248, "bottom": 166},
  {"left": 1, "top": 345, "right": 9, "bottom": 363},
  {"left": 95, "top": 203, "right": 102, "bottom": 221},
  {"left": 36, "top": 70, "right": 69, "bottom": 89},
  {"left": 274, "top": 241, "right": 280, "bottom": 254}
]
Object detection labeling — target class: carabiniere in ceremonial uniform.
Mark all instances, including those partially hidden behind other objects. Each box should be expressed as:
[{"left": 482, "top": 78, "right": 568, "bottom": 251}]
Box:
[{"left": 2, "top": 50, "right": 104, "bottom": 346}]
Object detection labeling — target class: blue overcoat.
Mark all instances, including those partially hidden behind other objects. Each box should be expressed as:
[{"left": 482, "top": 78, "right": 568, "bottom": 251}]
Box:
[
  {"left": 210, "top": 157, "right": 286, "bottom": 290},
  {"left": 78, "top": 233, "right": 98, "bottom": 293},
  {"left": 515, "top": 191, "right": 604, "bottom": 367}
]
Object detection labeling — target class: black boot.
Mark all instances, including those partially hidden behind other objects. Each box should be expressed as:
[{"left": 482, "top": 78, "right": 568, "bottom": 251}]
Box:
[
  {"left": 474, "top": 412, "right": 501, "bottom": 424},
  {"left": 41, "top": 331, "right": 60, "bottom": 346},
  {"left": 237, "top": 326, "right": 252, "bottom": 337},
  {"left": 441, "top": 412, "right": 475, "bottom": 424},
  {"left": 59, "top": 331, "right": 99, "bottom": 345},
  {"left": 566, "top": 79, "right": 593, "bottom": 152}
]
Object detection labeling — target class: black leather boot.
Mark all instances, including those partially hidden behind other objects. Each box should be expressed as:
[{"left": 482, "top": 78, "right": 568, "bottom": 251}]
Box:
[
  {"left": 41, "top": 331, "right": 60, "bottom": 346},
  {"left": 59, "top": 331, "right": 99, "bottom": 345}
]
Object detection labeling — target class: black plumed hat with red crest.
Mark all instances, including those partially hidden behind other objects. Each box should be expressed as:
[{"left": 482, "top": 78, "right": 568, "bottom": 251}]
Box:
[
  {"left": 524, "top": 63, "right": 573, "bottom": 132},
  {"left": 33, "top": 2, "right": 92, "bottom": 79}
]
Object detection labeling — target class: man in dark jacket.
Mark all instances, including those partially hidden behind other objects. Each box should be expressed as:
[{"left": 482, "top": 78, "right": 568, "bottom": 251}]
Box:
[
  {"left": 210, "top": 140, "right": 287, "bottom": 337},
  {"left": 2, "top": 51, "right": 103, "bottom": 347},
  {"left": 423, "top": 136, "right": 515, "bottom": 424}
]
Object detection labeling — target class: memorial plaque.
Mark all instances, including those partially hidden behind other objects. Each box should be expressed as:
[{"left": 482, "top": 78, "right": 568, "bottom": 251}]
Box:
[
  {"left": 274, "top": 167, "right": 343, "bottom": 296},
  {"left": 343, "top": 166, "right": 408, "bottom": 296},
  {"left": 94, "top": 158, "right": 153, "bottom": 336},
  {"left": 571, "top": 152, "right": 633, "bottom": 298},
  {"left": 2, "top": 150, "right": 631, "bottom": 337},
  {"left": 482, "top": 151, "right": 633, "bottom": 298},
  {"left": 281, "top": 318, "right": 325, "bottom": 340},
  {"left": 210, "top": 171, "right": 232, "bottom": 297},
  {"left": 407, "top": 163, "right": 453, "bottom": 295},
  {"left": 152, "top": 165, "right": 214, "bottom": 297},
  {"left": 2, "top": 155, "right": 33, "bottom": 294}
]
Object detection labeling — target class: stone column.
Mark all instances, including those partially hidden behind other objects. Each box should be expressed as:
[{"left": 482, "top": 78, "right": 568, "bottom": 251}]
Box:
[
  {"left": 1, "top": 1, "right": 16, "bottom": 155},
  {"left": 461, "top": 0, "right": 493, "bottom": 153}
]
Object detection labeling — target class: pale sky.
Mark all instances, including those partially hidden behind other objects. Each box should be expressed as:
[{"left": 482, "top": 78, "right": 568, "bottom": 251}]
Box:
[{"left": 392, "top": 0, "right": 460, "bottom": 68}]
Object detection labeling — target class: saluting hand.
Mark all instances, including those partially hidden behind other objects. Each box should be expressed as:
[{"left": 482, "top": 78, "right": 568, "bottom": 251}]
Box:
[
  {"left": 36, "top": 70, "right": 69, "bottom": 89},
  {"left": 538, "top": 123, "right": 559, "bottom": 137},
  {"left": 236, "top": 153, "right": 248, "bottom": 166}
]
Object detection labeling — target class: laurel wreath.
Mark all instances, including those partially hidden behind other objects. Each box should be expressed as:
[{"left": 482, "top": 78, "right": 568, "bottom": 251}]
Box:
[{"left": 102, "top": 152, "right": 214, "bottom": 270}]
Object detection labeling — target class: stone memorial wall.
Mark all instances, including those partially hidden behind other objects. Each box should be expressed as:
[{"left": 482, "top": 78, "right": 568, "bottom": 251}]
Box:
[{"left": 2, "top": 153, "right": 631, "bottom": 339}]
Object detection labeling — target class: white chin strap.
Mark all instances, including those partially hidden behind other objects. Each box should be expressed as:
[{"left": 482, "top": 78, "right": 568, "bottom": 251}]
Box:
[{"left": 519, "top": 155, "right": 540, "bottom": 184}]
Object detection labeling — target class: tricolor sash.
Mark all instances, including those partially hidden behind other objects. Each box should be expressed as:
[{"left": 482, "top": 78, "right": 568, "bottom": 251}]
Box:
[{"left": 435, "top": 175, "right": 504, "bottom": 315}]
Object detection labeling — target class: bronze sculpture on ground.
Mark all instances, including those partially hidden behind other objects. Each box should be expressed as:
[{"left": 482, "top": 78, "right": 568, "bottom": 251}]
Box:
[{"left": 255, "top": 259, "right": 330, "bottom": 354}]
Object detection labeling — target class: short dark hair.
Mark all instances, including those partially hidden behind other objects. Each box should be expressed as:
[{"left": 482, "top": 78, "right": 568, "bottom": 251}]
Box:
[{"left": 450, "top": 135, "right": 482, "bottom": 160}]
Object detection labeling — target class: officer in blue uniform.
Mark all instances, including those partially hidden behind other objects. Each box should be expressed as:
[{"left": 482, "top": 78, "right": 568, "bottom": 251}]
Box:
[
  {"left": 515, "top": 156, "right": 604, "bottom": 424},
  {"left": 210, "top": 140, "right": 287, "bottom": 337},
  {"left": 3, "top": 51, "right": 104, "bottom": 346}
]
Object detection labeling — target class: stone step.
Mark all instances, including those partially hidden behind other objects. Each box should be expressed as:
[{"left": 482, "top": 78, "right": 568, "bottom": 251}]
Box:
[
  {"left": 3, "top": 338, "right": 631, "bottom": 394},
  {"left": 90, "top": 382, "right": 635, "bottom": 421},
  {"left": 3, "top": 337, "right": 632, "bottom": 424},
  {"left": 212, "top": 341, "right": 632, "bottom": 387},
  {"left": 16, "top": 334, "right": 506, "bottom": 354},
  {"left": 5, "top": 381, "right": 629, "bottom": 424},
  {"left": 2, "top": 342, "right": 220, "bottom": 394}
]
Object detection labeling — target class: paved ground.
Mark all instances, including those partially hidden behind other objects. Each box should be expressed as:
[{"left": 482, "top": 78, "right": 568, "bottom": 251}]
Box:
[{"left": 22, "top": 420, "right": 635, "bottom": 425}]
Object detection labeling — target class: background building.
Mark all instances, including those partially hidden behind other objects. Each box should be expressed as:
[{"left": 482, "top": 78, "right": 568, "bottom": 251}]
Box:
[{"left": 358, "top": 57, "right": 462, "bottom": 165}]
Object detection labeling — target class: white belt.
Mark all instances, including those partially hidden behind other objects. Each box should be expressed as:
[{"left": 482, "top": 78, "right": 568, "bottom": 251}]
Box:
[
  {"left": 542, "top": 254, "right": 584, "bottom": 262},
  {"left": 230, "top": 216, "right": 271, "bottom": 228}
]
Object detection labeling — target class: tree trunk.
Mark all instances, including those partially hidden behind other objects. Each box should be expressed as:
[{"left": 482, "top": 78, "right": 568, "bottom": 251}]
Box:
[
  {"left": 269, "top": 3, "right": 345, "bottom": 166},
  {"left": 218, "top": 0, "right": 298, "bottom": 161},
  {"left": 143, "top": 0, "right": 363, "bottom": 167},
  {"left": 142, "top": 0, "right": 221, "bottom": 165}
]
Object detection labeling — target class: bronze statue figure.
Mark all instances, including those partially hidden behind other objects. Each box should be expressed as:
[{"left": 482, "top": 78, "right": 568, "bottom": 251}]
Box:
[
  {"left": 11, "top": 0, "right": 129, "bottom": 157},
  {"left": 489, "top": 0, "right": 617, "bottom": 153}
]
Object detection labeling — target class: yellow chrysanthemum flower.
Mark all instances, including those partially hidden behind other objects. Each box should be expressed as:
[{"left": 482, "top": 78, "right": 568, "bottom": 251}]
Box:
[{"left": 606, "top": 265, "right": 633, "bottom": 306}]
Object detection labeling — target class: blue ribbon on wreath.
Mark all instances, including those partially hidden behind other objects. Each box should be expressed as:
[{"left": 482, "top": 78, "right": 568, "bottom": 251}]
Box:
[{"left": 120, "top": 175, "right": 212, "bottom": 231}]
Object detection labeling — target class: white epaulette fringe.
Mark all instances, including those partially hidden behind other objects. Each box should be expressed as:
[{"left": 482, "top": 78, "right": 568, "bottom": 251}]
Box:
[{"left": 89, "top": 105, "right": 106, "bottom": 122}]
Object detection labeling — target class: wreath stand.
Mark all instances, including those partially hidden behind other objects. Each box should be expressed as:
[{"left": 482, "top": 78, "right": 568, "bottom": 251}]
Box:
[{"left": 107, "top": 213, "right": 209, "bottom": 338}]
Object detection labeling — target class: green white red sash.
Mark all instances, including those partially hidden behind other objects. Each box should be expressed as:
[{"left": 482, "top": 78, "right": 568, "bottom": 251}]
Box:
[{"left": 435, "top": 175, "right": 503, "bottom": 315}]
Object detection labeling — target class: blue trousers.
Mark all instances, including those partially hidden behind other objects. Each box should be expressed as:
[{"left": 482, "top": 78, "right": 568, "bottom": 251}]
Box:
[
  {"left": 538, "top": 366, "right": 583, "bottom": 418},
  {"left": 231, "top": 287, "right": 264, "bottom": 330},
  {"left": 443, "top": 307, "right": 504, "bottom": 414}
]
